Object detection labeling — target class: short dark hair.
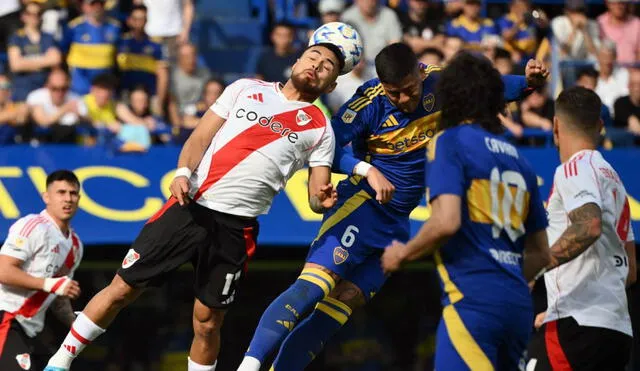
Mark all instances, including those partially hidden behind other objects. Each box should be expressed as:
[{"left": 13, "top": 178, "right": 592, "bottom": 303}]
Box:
[
  {"left": 46, "top": 170, "right": 80, "bottom": 189},
  {"left": 555, "top": 86, "right": 602, "bottom": 136},
  {"left": 437, "top": 52, "right": 505, "bottom": 134},
  {"left": 375, "top": 43, "right": 419, "bottom": 85},
  {"left": 494, "top": 47, "right": 512, "bottom": 62},
  {"left": 577, "top": 67, "right": 598, "bottom": 81},
  {"left": 130, "top": 4, "right": 147, "bottom": 13},
  {"left": 91, "top": 73, "right": 117, "bottom": 90},
  {"left": 418, "top": 47, "right": 445, "bottom": 63}
]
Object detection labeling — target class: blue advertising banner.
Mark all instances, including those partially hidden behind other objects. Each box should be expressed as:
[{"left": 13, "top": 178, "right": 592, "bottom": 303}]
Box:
[{"left": 0, "top": 146, "right": 639, "bottom": 245}]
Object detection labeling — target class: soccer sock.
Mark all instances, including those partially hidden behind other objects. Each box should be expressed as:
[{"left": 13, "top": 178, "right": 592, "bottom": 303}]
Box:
[
  {"left": 271, "top": 297, "right": 352, "bottom": 371},
  {"left": 241, "top": 268, "right": 335, "bottom": 367},
  {"left": 188, "top": 357, "right": 216, "bottom": 371},
  {"left": 46, "top": 313, "right": 106, "bottom": 368}
]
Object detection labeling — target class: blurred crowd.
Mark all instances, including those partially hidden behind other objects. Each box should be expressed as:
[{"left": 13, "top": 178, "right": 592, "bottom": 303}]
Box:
[{"left": 0, "top": 0, "right": 639, "bottom": 150}]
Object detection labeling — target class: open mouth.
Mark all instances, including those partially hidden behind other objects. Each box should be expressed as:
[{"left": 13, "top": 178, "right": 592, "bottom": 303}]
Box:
[{"left": 305, "top": 70, "right": 317, "bottom": 80}]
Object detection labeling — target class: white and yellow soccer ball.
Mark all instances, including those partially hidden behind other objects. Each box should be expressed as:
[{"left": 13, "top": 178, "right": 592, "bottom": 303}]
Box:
[{"left": 308, "top": 22, "right": 363, "bottom": 75}]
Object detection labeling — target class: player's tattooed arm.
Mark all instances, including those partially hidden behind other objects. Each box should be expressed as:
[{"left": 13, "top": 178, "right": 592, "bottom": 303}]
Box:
[
  {"left": 50, "top": 296, "right": 77, "bottom": 327},
  {"left": 549, "top": 202, "right": 602, "bottom": 267}
]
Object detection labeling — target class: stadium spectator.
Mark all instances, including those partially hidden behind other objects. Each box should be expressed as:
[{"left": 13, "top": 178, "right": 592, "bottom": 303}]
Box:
[
  {"left": 397, "top": 0, "right": 445, "bottom": 54},
  {"left": 341, "top": 0, "right": 402, "bottom": 79},
  {"left": 318, "top": 0, "right": 345, "bottom": 24},
  {"left": 7, "top": 2, "right": 62, "bottom": 103},
  {"left": 551, "top": 0, "right": 600, "bottom": 62},
  {"left": 27, "top": 68, "right": 86, "bottom": 143},
  {"left": 0, "top": 74, "right": 27, "bottom": 144},
  {"left": 255, "top": 22, "right": 299, "bottom": 84},
  {"left": 139, "top": 0, "right": 194, "bottom": 64},
  {"left": 81, "top": 73, "right": 120, "bottom": 141},
  {"left": 494, "top": 47, "right": 514, "bottom": 75},
  {"left": 575, "top": 67, "right": 614, "bottom": 130},
  {"left": 114, "top": 85, "right": 156, "bottom": 152},
  {"left": 180, "top": 78, "right": 225, "bottom": 142},
  {"left": 62, "top": 0, "right": 121, "bottom": 95},
  {"left": 597, "top": 0, "right": 640, "bottom": 65},
  {"left": 497, "top": 0, "right": 537, "bottom": 64},
  {"left": 117, "top": 4, "right": 169, "bottom": 116},
  {"left": 614, "top": 69, "right": 640, "bottom": 137},
  {"left": 595, "top": 41, "right": 629, "bottom": 116},
  {"left": 443, "top": 36, "right": 464, "bottom": 64},
  {"left": 418, "top": 47, "right": 445, "bottom": 67},
  {"left": 519, "top": 86, "right": 553, "bottom": 132},
  {"left": 168, "top": 43, "right": 210, "bottom": 126},
  {"left": 0, "top": 0, "right": 21, "bottom": 53},
  {"left": 445, "top": 0, "right": 498, "bottom": 45},
  {"left": 326, "top": 56, "right": 367, "bottom": 113}
]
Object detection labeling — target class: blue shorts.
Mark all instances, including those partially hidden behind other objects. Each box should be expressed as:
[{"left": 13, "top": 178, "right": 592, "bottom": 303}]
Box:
[
  {"left": 305, "top": 181, "right": 410, "bottom": 300},
  {"left": 435, "top": 302, "right": 532, "bottom": 371}
]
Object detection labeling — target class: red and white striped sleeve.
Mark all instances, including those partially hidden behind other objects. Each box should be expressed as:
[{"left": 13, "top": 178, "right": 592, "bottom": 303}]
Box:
[
  {"left": 0, "top": 215, "right": 47, "bottom": 262},
  {"left": 555, "top": 154, "right": 602, "bottom": 214},
  {"left": 209, "top": 78, "right": 256, "bottom": 119}
]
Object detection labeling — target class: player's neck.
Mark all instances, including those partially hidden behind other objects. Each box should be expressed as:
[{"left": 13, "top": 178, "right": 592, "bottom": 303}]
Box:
[
  {"left": 280, "top": 81, "right": 318, "bottom": 103},
  {"left": 560, "top": 139, "right": 596, "bottom": 163},
  {"left": 46, "top": 210, "right": 71, "bottom": 237}
]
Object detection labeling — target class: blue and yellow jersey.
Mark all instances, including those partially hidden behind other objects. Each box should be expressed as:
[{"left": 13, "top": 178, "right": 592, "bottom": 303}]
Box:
[
  {"left": 426, "top": 124, "right": 547, "bottom": 308},
  {"left": 117, "top": 32, "right": 165, "bottom": 94},
  {"left": 446, "top": 15, "right": 497, "bottom": 44},
  {"left": 332, "top": 65, "right": 530, "bottom": 216},
  {"left": 7, "top": 29, "right": 58, "bottom": 101},
  {"left": 497, "top": 14, "right": 537, "bottom": 58},
  {"left": 332, "top": 65, "right": 442, "bottom": 215},
  {"left": 62, "top": 16, "right": 121, "bottom": 95}
]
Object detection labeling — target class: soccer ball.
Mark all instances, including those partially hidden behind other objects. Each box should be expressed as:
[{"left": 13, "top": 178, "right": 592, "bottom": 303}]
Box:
[{"left": 308, "top": 22, "right": 363, "bottom": 75}]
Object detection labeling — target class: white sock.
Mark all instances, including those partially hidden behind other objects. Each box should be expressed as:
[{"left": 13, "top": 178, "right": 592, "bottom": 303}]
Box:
[
  {"left": 237, "top": 356, "right": 261, "bottom": 371},
  {"left": 47, "top": 313, "right": 106, "bottom": 368},
  {"left": 188, "top": 357, "right": 217, "bottom": 371}
]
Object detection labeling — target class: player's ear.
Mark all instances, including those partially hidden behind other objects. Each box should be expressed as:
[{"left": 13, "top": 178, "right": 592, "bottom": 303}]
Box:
[
  {"left": 552, "top": 116, "right": 560, "bottom": 145},
  {"left": 42, "top": 190, "right": 50, "bottom": 205}
]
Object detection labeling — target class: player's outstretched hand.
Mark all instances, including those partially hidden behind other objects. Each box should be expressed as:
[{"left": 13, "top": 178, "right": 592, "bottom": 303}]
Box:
[
  {"left": 170, "top": 176, "right": 191, "bottom": 206},
  {"left": 366, "top": 167, "right": 395, "bottom": 204},
  {"left": 316, "top": 183, "right": 338, "bottom": 210},
  {"left": 381, "top": 240, "right": 406, "bottom": 274},
  {"left": 525, "top": 59, "right": 550, "bottom": 88}
]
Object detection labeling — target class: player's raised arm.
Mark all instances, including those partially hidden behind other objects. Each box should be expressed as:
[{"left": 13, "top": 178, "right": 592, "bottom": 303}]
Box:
[
  {"left": 171, "top": 79, "right": 253, "bottom": 205},
  {"left": 171, "top": 109, "right": 226, "bottom": 205},
  {"left": 331, "top": 87, "right": 395, "bottom": 203},
  {"left": 501, "top": 59, "right": 549, "bottom": 101},
  {"left": 330, "top": 86, "right": 373, "bottom": 174}
]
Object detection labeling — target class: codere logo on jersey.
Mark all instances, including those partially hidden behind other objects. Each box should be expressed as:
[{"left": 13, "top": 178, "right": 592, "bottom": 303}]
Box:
[{"left": 235, "top": 108, "right": 299, "bottom": 144}]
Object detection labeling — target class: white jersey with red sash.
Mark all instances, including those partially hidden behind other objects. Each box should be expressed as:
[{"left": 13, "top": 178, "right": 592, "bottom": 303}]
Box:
[{"left": 0, "top": 210, "right": 83, "bottom": 338}]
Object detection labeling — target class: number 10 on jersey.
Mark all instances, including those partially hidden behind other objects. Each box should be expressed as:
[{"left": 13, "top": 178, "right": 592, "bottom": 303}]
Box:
[{"left": 468, "top": 167, "right": 530, "bottom": 242}]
